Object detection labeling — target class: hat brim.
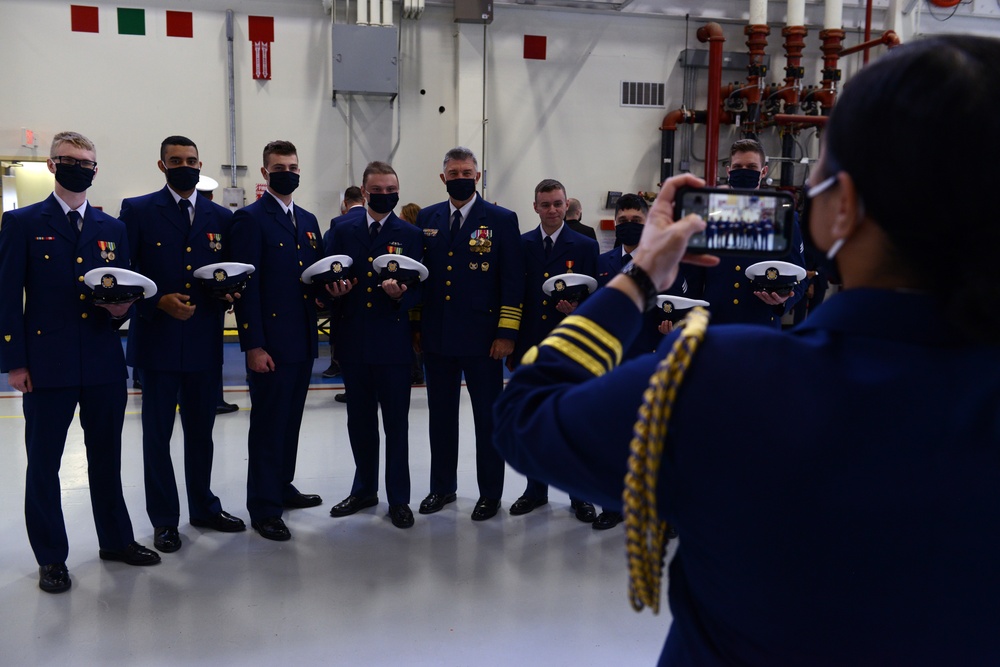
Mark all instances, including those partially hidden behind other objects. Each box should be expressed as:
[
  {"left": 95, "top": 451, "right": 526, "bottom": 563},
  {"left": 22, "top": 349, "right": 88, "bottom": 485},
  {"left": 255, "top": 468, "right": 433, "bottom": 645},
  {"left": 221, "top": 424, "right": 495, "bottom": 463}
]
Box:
[{"left": 372, "top": 254, "right": 429, "bottom": 282}]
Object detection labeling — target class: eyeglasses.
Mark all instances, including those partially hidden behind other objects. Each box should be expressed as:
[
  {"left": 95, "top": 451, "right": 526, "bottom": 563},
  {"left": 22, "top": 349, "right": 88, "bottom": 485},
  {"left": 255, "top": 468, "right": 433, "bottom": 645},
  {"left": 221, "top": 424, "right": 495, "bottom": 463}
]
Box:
[{"left": 52, "top": 155, "right": 97, "bottom": 170}]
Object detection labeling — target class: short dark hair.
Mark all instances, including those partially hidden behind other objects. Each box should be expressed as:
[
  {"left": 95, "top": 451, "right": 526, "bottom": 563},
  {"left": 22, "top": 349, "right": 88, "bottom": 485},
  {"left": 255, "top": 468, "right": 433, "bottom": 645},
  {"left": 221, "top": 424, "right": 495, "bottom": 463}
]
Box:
[
  {"left": 160, "top": 135, "right": 197, "bottom": 162},
  {"left": 534, "top": 178, "right": 566, "bottom": 199},
  {"left": 362, "top": 160, "right": 398, "bottom": 187},
  {"left": 825, "top": 35, "right": 1000, "bottom": 342},
  {"left": 615, "top": 193, "right": 648, "bottom": 217},
  {"left": 343, "top": 186, "right": 364, "bottom": 206},
  {"left": 729, "top": 138, "right": 766, "bottom": 165},
  {"left": 263, "top": 140, "right": 297, "bottom": 167}
]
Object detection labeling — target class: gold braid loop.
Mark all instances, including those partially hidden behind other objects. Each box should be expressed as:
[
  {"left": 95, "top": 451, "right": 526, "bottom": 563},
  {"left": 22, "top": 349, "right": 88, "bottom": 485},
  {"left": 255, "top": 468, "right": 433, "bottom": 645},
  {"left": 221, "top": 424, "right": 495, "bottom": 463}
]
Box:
[{"left": 623, "top": 306, "right": 710, "bottom": 613}]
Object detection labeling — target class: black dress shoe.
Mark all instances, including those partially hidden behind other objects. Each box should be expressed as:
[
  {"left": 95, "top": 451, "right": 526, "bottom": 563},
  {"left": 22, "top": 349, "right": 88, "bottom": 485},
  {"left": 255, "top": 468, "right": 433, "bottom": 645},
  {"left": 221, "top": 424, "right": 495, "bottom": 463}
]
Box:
[
  {"left": 334, "top": 393, "right": 348, "bottom": 403},
  {"left": 329, "top": 495, "right": 378, "bottom": 517},
  {"left": 571, "top": 499, "right": 597, "bottom": 523},
  {"left": 153, "top": 526, "right": 181, "bottom": 553},
  {"left": 418, "top": 492, "right": 457, "bottom": 514},
  {"left": 471, "top": 497, "right": 501, "bottom": 521},
  {"left": 592, "top": 510, "right": 624, "bottom": 530},
  {"left": 99, "top": 541, "right": 162, "bottom": 566},
  {"left": 251, "top": 517, "right": 291, "bottom": 541},
  {"left": 191, "top": 510, "right": 246, "bottom": 533},
  {"left": 509, "top": 495, "right": 548, "bottom": 516},
  {"left": 216, "top": 401, "right": 239, "bottom": 415},
  {"left": 283, "top": 492, "right": 323, "bottom": 509},
  {"left": 38, "top": 563, "right": 71, "bottom": 594},
  {"left": 388, "top": 504, "right": 414, "bottom": 529}
]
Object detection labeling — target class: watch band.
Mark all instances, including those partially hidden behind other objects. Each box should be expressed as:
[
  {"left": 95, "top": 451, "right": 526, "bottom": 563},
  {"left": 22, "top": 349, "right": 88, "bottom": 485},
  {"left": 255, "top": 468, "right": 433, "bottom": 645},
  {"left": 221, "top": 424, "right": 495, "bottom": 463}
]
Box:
[{"left": 621, "top": 260, "right": 659, "bottom": 312}]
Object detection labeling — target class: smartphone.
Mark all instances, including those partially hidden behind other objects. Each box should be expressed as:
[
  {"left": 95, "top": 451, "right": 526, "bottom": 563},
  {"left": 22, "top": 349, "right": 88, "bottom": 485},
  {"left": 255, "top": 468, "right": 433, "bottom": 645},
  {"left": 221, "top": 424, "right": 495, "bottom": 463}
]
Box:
[{"left": 674, "top": 187, "right": 795, "bottom": 258}]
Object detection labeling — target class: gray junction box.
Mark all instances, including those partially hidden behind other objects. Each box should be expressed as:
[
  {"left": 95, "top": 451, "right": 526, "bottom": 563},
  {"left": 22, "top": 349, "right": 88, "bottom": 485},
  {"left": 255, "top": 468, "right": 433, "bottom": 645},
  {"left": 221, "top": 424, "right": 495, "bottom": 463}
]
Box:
[{"left": 332, "top": 24, "right": 399, "bottom": 104}]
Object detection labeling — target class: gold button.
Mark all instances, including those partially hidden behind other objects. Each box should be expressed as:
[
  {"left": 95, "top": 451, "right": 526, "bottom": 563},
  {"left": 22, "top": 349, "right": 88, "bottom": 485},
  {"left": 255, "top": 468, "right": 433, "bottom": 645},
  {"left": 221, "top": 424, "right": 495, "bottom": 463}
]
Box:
[
  {"left": 445, "top": 295, "right": 451, "bottom": 301},
  {"left": 445, "top": 281, "right": 451, "bottom": 287},
  {"left": 157, "top": 242, "right": 162, "bottom": 247},
  {"left": 733, "top": 299, "right": 739, "bottom": 305},
  {"left": 303, "top": 294, "right": 307, "bottom": 299},
  {"left": 186, "top": 247, "right": 192, "bottom": 252},
  {"left": 733, "top": 282, "right": 740, "bottom": 288},
  {"left": 185, "top": 283, "right": 191, "bottom": 289},
  {"left": 280, "top": 243, "right": 284, "bottom": 247},
  {"left": 77, "top": 276, "right": 84, "bottom": 282},
  {"left": 367, "top": 257, "right": 373, "bottom": 263},
  {"left": 76, "top": 257, "right": 83, "bottom": 264},
  {"left": 186, "top": 265, "right": 192, "bottom": 271},
  {"left": 367, "top": 287, "right": 373, "bottom": 293},
  {"left": 79, "top": 294, "right": 85, "bottom": 301},
  {"left": 272, "top": 313, "right": 277, "bottom": 317},
  {"left": 447, "top": 266, "right": 452, "bottom": 271},
  {"left": 243, "top": 323, "right": 249, "bottom": 329},
  {"left": 734, "top": 265, "right": 741, "bottom": 271},
  {"left": 367, "top": 272, "right": 373, "bottom": 278},
  {"left": 44, "top": 254, "right": 49, "bottom": 260},
  {"left": 299, "top": 261, "right": 303, "bottom": 266},
  {"left": 542, "top": 300, "right": 548, "bottom": 306},
  {"left": 367, "top": 302, "right": 373, "bottom": 308},
  {"left": 448, "top": 251, "right": 454, "bottom": 257},
  {"left": 541, "top": 315, "right": 547, "bottom": 320},
  {"left": 37, "top": 330, "right": 41, "bottom": 335},
  {"left": 81, "top": 312, "right": 88, "bottom": 319},
  {"left": 543, "top": 273, "right": 549, "bottom": 279},
  {"left": 297, "top": 244, "right": 301, "bottom": 249}
]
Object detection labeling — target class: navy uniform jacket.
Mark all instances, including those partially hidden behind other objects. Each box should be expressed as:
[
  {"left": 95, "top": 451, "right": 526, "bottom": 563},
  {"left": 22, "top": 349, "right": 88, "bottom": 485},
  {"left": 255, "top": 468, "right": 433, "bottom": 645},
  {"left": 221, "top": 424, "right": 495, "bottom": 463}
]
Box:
[
  {"left": 417, "top": 194, "right": 524, "bottom": 356},
  {"left": 596, "top": 247, "right": 689, "bottom": 358},
  {"left": 496, "top": 287, "right": 1000, "bottom": 665},
  {"left": 686, "top": 217, "right": 807, "bottom": 327},
  {"left": 326, "top": 211, "right": 423, "bottom": 365},
  {"left": 229, "top": 193, "right": 322, "bottom": 363},
  {"left": 0, "top": 194, "right": 131, "bottom": 387},
  {"left": 323, "top": 204, "right": 366, "bottom": 253},
  {"left": 120, "top": 186, "right": 233, "bottom": 372},
  {"left": 512, "top": 225, "right": 599, "bottom": 364}
]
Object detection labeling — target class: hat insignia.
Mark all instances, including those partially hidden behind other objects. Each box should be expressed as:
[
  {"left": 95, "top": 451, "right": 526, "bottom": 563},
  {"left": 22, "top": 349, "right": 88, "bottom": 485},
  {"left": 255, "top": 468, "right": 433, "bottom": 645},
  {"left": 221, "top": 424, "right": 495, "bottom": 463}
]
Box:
[
  {"left": 214, "top": 269, "right": 228, "bottom": 282},
  {"left": 554, "top": 279, "right": 566, "bottom": 292},
  {"left": 101, "top": 274, "right": 116, "bottom": 289},
  {"left": 662, "top": 301, "right": 673, "bottom": 313},
  {"left": 765, "top": 267, "right": 779, "bottom": 281},
  {"left": 388, "top": 260, "right": 399, "bottom": 272},
  {"left": 332, "top": 262, "right": 343, "bottom": 273}
]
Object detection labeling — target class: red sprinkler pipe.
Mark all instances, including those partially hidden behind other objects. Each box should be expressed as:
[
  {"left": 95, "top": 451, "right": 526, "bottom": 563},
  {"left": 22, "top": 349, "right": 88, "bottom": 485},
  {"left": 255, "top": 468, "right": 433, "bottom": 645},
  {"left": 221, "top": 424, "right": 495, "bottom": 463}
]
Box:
[
  {"left": 696, "top": 22, "right": 725, "bottom": 186},
  {"left": 774, "top": 114, "right": 828, "bottom": 127},
  {"left": 839, "top": 30, "right": 901, "bottom": 57}
]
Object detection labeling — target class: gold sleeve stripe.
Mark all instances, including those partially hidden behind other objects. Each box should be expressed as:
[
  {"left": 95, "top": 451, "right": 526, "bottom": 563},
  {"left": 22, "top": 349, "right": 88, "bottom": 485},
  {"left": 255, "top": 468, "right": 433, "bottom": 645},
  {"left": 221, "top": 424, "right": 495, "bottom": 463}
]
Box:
[
  {"left": 542, "top": 336, "right": 607, "bottom": 377},
  {"left": 548, "top": 327, "right": 614, "bottom": 373},
  {"left": 500, "top": 306, "right": 523, "bottom": 316},
  {"left": 558, "top": 315, "right": 623, "bottom": 365},
  {"left": 498, "top": 317, "right": 521, "bottom": 330}
]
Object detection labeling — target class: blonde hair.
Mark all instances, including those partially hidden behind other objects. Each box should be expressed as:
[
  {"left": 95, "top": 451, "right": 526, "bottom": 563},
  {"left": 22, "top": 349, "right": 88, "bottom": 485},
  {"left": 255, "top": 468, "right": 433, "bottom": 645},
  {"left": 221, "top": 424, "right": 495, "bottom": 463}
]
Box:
[{"left": 51, "top": 131, "right": 95, "bottom": 157}]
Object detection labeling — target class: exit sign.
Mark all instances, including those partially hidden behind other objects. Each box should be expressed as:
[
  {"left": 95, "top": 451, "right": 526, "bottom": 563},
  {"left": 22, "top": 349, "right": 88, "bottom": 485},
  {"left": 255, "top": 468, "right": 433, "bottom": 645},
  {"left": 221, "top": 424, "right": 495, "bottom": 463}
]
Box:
[{"left": 21, "top": 128, "right": 37, "bottom": 148}]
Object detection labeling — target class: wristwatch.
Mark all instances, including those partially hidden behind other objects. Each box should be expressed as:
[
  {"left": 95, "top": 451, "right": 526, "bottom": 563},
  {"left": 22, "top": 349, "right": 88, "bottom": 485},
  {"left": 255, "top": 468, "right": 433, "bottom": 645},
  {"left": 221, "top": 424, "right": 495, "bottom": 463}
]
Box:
[{"left": 621, "top": 260, "right": 659, "bottom": 312}]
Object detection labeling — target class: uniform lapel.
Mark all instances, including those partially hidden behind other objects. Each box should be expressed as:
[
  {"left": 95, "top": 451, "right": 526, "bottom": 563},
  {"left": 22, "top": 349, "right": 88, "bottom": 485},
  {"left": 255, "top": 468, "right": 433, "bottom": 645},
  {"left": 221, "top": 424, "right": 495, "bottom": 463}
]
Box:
[
  {"left": 42, "top": 195, "right": 76, "bottom": 243},
  {"left": 157, "top": 187, "right": 191, "bottom": 237}
]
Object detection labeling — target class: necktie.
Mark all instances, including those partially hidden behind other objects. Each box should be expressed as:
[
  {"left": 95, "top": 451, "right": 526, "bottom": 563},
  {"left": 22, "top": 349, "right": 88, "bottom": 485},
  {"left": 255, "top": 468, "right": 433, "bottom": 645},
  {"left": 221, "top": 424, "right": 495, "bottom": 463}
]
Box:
[
  {"left": 67, "top": 210, "right": 82, "bottom": 235},
  {"left": 179, "top": 199, "right": 192, "bottom": 224},
  {"left": 543, "top": 236, "right": 553, "bottom": 259},
  {"left": 286, "top": 208, "right": 295, "bottom": 228},
  {"left": 623, "top": 252, "right": 633, "bottom": 266},
  {"left": 451, "top": 210, "right": 462, "bottom": 236},
  {"left": 370, "top": 221, "right": 381, "bottom": 242}
]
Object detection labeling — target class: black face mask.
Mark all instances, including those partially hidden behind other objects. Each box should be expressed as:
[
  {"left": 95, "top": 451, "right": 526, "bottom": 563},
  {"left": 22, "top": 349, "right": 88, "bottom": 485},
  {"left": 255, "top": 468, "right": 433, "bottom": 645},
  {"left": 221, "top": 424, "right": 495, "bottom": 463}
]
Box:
[
  {"left": 367, "top": 192, "right": 399, "bottom": 215},
  {"left": 615, "top": 221, "right": 644, "bottom": 247},
  {"left": 728, "top": 169, "right": 762, "bottom": 190},
  {"left": 268, "top": 170, "right": 300, "bottom": 196},
  {"left": 54, "top": 163, "right": 95, "bottom": 193},
  {"left": 165, "top": 166, "right": 200, "bottom": 193},
  {"left": 445, "top": 178, "right": 476, "bottom": 202}
]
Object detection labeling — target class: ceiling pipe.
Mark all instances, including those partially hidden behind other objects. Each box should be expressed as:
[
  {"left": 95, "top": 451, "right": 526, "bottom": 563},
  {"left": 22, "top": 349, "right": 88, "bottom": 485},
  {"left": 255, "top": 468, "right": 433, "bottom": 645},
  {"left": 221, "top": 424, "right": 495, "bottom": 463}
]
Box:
[
  {"left": 696, "top": 22, "right": 725, "bottom": 185},
  {"left": 839, "top": 30, "right": 900, "bottom": 56}
]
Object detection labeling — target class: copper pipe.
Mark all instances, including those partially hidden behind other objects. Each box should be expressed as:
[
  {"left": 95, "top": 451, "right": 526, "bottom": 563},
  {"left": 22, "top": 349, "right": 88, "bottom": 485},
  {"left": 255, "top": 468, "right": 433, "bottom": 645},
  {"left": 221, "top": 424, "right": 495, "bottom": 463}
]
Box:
[
  {"left": 863, "top": 0, "right": 873, "bottom": 63},
  {"left": 839, "top": 30, "right": 900, "bottom": 57},
  {"left": 770, "top": 25, "right": 807, "bottom": 109},
  {"left": 741, "top": 23, "right": 771, "bottom": 134},
  {"left": 774, "top": 114, "right": 829, "bottom": 126},
  {"left": 808, "top": 28, "right": 846, "bottom": 114},
  {"left": 696, "top": 22, "right": 725, "bottom": 185}
]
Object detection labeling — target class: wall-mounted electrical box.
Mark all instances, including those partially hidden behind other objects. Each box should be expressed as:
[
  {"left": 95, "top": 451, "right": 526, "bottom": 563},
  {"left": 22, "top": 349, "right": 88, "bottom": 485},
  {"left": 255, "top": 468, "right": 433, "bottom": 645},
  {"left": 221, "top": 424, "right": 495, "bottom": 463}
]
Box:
[{"left": 332, "top": 24, "right": 399, "bottom": 105}]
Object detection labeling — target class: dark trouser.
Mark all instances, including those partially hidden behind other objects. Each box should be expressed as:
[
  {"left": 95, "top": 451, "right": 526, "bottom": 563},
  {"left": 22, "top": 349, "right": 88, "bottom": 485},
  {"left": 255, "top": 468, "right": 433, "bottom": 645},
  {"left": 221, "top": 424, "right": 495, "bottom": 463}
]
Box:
[
  {"left": 23, "top": 382, "right": 134, "bottom": 565},
  {"left": 140, "top": 367, "right": 223, "bottom": 528},
  {"left": 423, "top": 351, "right": 505, "bottom": 499},
  {"left": 246, "top": 360, "right": 312, "bottom": 522},
  {"left": 341, "top": 362, "right": 412, "bottom": 506}
]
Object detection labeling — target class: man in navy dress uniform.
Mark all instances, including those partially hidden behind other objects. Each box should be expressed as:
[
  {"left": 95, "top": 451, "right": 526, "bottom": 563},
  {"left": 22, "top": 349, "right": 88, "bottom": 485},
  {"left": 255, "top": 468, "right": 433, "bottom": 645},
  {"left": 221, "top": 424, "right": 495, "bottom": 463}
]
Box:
[
  {"left": 230, "top": 140, "right": 324, "bottom": 541},
  {"left": 685, "top": 139, "right": 806, "bottom": 327},
  {"left": 415, "top": 147, "right": 525, "bottom": 521},
  {"left": 0, "top": 131, "right": 160, "bottom": 593},
  {"left": 325, "top": 161, "right": 423, "bottom": 529},
  {"left": 119, "top": 135, "right": 246, "bottom": 554},
  {"left": 507, "top": 179, "right": 599, "bottom": 522}
]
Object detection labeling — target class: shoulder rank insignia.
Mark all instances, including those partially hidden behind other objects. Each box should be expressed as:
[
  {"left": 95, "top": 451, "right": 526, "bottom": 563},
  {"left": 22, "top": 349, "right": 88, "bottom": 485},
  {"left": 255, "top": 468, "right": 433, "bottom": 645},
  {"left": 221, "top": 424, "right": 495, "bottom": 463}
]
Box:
[{"left": 423, "top": 228, "right": 438, "bottom": 237}]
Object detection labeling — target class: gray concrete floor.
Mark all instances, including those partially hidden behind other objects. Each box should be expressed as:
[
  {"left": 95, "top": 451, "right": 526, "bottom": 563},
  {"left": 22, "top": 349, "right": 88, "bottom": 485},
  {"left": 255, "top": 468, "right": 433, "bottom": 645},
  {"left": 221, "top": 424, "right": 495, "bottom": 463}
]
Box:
[{"left": 0, "top": 378, "right": 672, "bottom": 666}]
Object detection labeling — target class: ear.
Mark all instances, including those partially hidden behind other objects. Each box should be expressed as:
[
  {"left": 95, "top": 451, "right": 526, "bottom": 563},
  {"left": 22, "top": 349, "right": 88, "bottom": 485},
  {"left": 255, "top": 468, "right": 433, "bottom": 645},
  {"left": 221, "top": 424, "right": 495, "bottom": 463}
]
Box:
[
  {"left": 760, "top": 164, "right": 769, "bottom": 180},
  {"left": 46, "top": 158, "right": 56, "bottom": 175},
  {"left": 474, "top": 171, "right": 482, "bottom": 184},
  {"left": 532, "top": 200, "right": 540, "bottom": 214},
  {"left": 157, "top": 160, "right": 167, "bottom": 175},
  {"left": 439, "top": 173, "right": 447, "bottom": 185},
  {"left": 260, "top": 166, "right": 269, "bottom": 180},
  {"left": 829, "top": 171, "right": 863, "bottom": 239}
]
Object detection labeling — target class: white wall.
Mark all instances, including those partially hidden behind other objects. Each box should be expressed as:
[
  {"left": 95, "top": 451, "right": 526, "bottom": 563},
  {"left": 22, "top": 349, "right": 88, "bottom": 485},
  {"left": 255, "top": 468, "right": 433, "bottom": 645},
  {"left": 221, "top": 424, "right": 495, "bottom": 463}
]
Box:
[{"left": 0, "top": 0, "right": 978, "bottom": 231}]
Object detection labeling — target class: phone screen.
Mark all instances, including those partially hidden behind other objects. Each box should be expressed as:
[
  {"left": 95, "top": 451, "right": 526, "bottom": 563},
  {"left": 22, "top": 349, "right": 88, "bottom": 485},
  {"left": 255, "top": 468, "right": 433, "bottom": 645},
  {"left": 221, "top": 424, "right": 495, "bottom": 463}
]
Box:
[{"left": 680, "top": 188, "right": 794, "bottom": 255}]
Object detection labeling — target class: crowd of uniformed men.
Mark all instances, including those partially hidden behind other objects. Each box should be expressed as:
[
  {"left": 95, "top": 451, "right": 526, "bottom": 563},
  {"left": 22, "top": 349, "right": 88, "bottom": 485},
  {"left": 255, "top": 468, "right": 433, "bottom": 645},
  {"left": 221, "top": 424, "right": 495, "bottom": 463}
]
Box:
[{"left": 0, "top": 132, "right": 808, "bottom": 594}]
